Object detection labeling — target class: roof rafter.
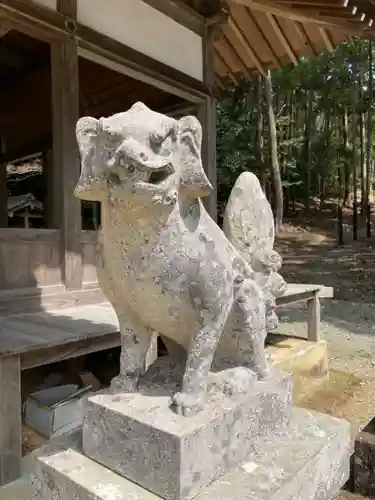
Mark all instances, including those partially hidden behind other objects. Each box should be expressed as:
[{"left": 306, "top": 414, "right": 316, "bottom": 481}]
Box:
[
  {"left": 228, "top": 14, "right": 266, "bottom": 74},
  {"left": 266, "top": 13, "right": 299, "bottom": 65}
]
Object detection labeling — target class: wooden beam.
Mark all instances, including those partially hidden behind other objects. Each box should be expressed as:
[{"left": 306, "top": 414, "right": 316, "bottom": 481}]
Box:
[
  {"left": 244, "top": 6, "right": 282, "bottom": 67},
  {"left": 57, "top": 0, "right": 77, "bottom": 18},
  {"left": 266, "top": 13, "right": 299, "bottom": 65},
  {"left": 198, "top": 96, "right": 217, "bottom": 222},
  {"left": 193, "top": 0, "right": 223, "bottom": 16},
  {"left": 162, "top": 102, "right": 197, "bottom": 117},
  {"left": 43, "top": 149, "right": 60, "bottom": 229},
  {"left": 222, "top": 31, "right": 252, "bottom": 79},
  {"left": 233, "top": 0, "right": 357, "bottom": 30},
  {"left": 228, "top": 14, "right": 266, "bottom": 75},
  {"left": 200, "top": 23, "right": 217, "bottom": 222},
  {"left": 0, "top": 138, "right": 7, "bottom": 229},
  {"left": 0, "top": 166, "right": 6, "bottom": 228},
  {"left": 215, "top": 47, "right": 238, "bottom": 85},
  {"left": 0, "top": 135, "right": 50, "bottom": 164},
  {"left": 141, "top": 0, "right": 205, "bottom": 36},
  {"left": 20, "top": 333, "right": 120, "bottom": 370},
  {"left": 231, "top": 0, "right": 317, "bottom": 21},
  {"left": 51, "top": 23, "right": 82, "bottom": 288},
  {"left": 0, "top": 0, "right": 209, "bottom": 103},
  {"left": 0, "top": 23, "right": 9, "bottom": 37},
  {"left": 293, "top": 20, "right": 318, "bottom": 55},
  {"left": 319, "top": 27, "right": 335, "bottom": 51},
  {"left": 0, "top": 354, "right": 21, "bottom": 486}
]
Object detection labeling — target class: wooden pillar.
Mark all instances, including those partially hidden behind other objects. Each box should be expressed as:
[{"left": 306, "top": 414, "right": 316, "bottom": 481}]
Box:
[
  {"left": 43, "top": 149, "right": 60, "bottom": 229},
  {"left": 307, "top": 293, "right": 321, "bottom": 343},
  {"left": 0, "top": 138, "right": 8, "bottom": 228},
  {"left": 199, "top": 24, "right": 217, "bottom": 222},
  {"left": 198, "top": 97, "right": 217, "bottom": 222},
  {"left": 51, "top": 15, "right": 82, "bottom": 289},
  {"left": 0, "top": 166, "right": 7, "bottom": 228},
  {"left": 0, "top": 354, "right": 21, "bottom": 486}
]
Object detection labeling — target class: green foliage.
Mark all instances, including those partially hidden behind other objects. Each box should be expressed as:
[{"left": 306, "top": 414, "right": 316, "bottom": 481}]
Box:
[{"left": 216, "top": 39, "right": 375, "bottom": 209}]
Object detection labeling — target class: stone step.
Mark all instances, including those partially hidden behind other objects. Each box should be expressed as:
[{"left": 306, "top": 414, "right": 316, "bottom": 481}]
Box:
[
  {"left": 26, "top": 407, "right": 351, "bottom": 500},
  {"left": 266, "top": 335, "right": 328, "bottom": 391},
  {"left": 0, "top": 478, "right": 40, "bottom": 500}
]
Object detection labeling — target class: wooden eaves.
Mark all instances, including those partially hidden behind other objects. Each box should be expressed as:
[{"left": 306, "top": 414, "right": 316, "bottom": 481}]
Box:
[{"left": 180, "top": 0, "right": 375, "bottom": 86}]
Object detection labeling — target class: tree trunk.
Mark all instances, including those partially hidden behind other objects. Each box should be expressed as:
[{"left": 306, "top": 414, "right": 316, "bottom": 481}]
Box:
[
  {"left": 343, "top": 110, "right": 351, "bottom": 206},
  {"left": 255, "top": 75, "right": 265, "bottom": 190},
  {"left": 285, "top": 90, "right": 294, "bottom": 213},
  {"left": 360, "top": 111, "right": 365, "bottom": 213},
  {"left": 264, "top": 70, "right": 283, "bottom": 234},
  {"left": 305, "top": 88, "right": 314, "bottom": 208},
  {"left": 352, "top": 55, "right": 359, "bottom": 241},
  {"left": 366, "top": 39, "right": 373, "bottom": 237}
]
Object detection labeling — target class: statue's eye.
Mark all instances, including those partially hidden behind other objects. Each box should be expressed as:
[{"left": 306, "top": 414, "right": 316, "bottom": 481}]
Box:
[
  {"left": 105, "top": 129, "right": 121, "bottom": 142},
  {"left": 127, "top": 164, "right": 136, "bottom": 173}
]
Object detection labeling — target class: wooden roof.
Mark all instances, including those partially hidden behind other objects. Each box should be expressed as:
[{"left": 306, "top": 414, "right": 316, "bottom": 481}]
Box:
[{"left": 188, "top": 0, "right": 375, "bottom": 85}]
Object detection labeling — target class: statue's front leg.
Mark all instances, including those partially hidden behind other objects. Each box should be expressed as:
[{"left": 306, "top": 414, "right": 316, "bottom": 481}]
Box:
[
  {"left": 172, "top": 298, "right": 233, "bottom": 417},
  {"left": 111, "top": 309, "right": 154, "bottom": 393}
]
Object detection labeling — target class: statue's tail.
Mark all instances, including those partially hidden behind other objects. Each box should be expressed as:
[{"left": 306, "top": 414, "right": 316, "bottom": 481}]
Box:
[{"left": 223, "top": 172, "right": 286, "bottom": 332}]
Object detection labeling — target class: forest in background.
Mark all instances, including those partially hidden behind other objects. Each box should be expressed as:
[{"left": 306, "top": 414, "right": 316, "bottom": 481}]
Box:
[{"left": 216, "top": 39, "right": 374, "bottom": 241}]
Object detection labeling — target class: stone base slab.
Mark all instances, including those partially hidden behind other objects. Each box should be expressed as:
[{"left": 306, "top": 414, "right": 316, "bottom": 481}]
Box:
[
  {"left": 24, "top": 407, "right": 352, "bottom": 500},
  {"left": 83, "top": 360, "right": 292, "bottom": 500}
]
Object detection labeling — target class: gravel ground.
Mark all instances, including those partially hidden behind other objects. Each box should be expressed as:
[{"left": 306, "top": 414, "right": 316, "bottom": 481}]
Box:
[
  {"left": 277, "top": 300, "right": 375, "bottom": 378},
  {"left": 278, "top": 299, "right": 375, "bottom": 500}
]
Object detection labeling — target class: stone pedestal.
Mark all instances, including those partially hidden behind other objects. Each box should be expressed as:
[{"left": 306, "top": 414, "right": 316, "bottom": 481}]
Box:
[
  {"left": 14, "top": 360, "right": 352, "bottom": 500},
  {"left": 83, "top": 365, "right": 292, "bottom": 500},
  {"left": 24, "top": 407, "right": 352, "bottom": 500}
]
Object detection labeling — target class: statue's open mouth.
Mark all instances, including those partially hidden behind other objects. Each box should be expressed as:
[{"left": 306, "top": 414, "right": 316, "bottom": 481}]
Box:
[{"left": 148, "top": 163, "right": 174, "bottom": 185}]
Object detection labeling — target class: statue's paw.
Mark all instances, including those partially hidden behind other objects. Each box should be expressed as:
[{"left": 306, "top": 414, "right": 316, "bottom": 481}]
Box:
[
  {"left": 110, "top": 375, "right": 138, "bottom": 393},
  {"left": 171, "top": 391, "right": 205, "bottom": 417}
]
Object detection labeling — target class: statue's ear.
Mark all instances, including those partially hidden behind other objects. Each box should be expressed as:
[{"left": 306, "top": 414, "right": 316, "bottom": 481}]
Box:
[
  {"left": 74, "top": 116, "right": 106, "bottom": 201},
  {"left": 178, "top": 116, "right": 213, "bottom": 199}
]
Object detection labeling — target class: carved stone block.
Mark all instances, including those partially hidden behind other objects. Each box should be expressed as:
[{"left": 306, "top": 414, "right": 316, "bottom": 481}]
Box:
[
  {"left": 83, "top": 360, "right": 292, "bottom": 500},
  {"left": 26, "top": 408, "right": 351, "bottom": 500}
]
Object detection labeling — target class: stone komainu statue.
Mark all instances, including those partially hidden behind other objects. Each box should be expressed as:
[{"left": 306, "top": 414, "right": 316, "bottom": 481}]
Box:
[{"left": 74, "top": 102, "right": 286, "bottom": 416}]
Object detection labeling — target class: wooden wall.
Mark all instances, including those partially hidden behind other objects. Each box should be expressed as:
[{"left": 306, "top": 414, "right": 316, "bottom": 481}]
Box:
[
  {"left": 0, "top": 229, "right": 61, "bottom": 289},
  {"left": 0, "top": 67, "right": 51, "bottom": 155},
  {"left": 77, "top": 0, "right": 203, "bottom": 81},
  {"left": 0, "top": 229, "right": 99, "bottom": 290}
]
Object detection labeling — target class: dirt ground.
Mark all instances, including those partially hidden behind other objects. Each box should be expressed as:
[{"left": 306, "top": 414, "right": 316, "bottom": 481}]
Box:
[
  {"left": 276, "top": 207, "right": 375, "bottom": 500},
  {"left": 276, "top": 206, "right": 375, "bottom": 303}
]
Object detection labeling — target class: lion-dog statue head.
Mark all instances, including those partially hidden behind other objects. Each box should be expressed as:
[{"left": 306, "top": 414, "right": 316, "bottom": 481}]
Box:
[{"left": 75, "top": 102, "right": 213, "bottom": 208}]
